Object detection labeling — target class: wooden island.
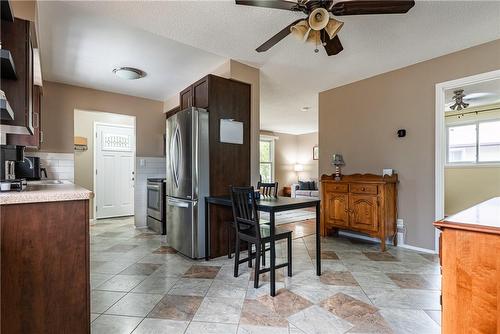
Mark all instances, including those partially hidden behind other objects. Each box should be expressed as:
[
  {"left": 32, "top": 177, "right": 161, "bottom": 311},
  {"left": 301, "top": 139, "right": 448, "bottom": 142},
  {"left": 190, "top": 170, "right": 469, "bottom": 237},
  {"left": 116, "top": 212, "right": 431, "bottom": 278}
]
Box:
[{"left": 434, "top": 197, "right": 500, "bottom": 334}]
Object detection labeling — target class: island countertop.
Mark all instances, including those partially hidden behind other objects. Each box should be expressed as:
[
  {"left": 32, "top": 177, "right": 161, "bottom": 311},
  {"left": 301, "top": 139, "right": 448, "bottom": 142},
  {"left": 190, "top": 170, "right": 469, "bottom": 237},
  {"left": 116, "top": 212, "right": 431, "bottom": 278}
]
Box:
[
  {"left": 0, "top": 182, "right": 93, "bottom": 205},
  {"left": 434, "top": 197, "right": 500, "bottom": 235}
]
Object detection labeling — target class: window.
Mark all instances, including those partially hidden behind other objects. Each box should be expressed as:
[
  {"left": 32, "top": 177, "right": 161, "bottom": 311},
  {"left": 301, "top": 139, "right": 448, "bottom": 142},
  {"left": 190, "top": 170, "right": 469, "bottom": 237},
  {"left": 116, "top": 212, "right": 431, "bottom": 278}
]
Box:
[
  {"left": 447, "top": 119, "right": 500, "bottom": 164},
  {"left": 259, "top": 137, "right": 275, "bottom": 183}
]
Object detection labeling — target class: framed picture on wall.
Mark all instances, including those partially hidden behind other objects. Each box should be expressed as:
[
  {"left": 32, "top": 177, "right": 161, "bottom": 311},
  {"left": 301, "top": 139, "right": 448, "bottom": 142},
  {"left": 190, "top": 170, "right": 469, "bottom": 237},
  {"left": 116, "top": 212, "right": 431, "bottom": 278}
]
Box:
[{"left": 313, "top": 146, "right": 319, "bottom": 160}]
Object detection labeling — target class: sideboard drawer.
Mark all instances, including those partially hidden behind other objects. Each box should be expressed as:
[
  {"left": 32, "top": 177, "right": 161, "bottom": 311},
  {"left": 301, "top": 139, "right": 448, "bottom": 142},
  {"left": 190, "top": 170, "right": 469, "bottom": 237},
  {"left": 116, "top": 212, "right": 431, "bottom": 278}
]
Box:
[
  {"left": 350, "top": 184, "right": 378, "bottom": 195},
  {"left": 325, "top": 183, "right": 349, "bottom": 193}
]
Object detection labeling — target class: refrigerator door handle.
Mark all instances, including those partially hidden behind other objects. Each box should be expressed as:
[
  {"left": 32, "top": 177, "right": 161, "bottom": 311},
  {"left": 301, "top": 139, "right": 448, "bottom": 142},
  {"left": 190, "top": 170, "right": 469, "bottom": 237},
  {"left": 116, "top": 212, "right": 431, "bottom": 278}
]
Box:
[
  {"left": 170, "top": 125, "right": 181, "bottom": 188},
  {"left": 167, "top": 198, "right": 189, "bottom": 208}
]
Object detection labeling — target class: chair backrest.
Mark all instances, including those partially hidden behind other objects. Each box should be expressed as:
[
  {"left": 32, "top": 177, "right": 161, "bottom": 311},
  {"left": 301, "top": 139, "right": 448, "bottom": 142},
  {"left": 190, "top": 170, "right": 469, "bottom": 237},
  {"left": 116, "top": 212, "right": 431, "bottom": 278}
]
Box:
[
  {"left": 257, "top": 181, "right": 278, "bottom": 197},
  {"left": 230, "top": 186, "right": 261, "bottom": 237}
]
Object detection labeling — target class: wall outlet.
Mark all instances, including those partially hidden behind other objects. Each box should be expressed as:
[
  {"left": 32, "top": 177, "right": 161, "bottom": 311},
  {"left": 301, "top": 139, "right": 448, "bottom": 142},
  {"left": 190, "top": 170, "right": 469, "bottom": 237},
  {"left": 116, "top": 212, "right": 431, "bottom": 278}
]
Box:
[{"left": 140, "top": 159, "right": 145, "bottom": 167}]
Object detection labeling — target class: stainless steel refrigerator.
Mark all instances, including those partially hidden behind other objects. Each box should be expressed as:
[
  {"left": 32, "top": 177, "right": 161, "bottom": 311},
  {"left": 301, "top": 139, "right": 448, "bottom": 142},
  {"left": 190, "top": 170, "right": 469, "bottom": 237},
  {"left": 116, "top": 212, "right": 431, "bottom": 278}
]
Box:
[{"left": 166, "top": 107, "right": 209, "bottom": 259}]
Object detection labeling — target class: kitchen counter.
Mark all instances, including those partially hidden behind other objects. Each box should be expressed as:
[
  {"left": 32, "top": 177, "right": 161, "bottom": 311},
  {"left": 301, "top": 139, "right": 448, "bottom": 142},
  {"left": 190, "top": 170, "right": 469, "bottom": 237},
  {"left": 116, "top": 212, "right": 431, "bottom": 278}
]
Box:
[
  {"left": 434, "top": 196, "right": 500, "bottom": 235},
  {"left": 0, "top": 182, "right": 93, "bottom": 205}
]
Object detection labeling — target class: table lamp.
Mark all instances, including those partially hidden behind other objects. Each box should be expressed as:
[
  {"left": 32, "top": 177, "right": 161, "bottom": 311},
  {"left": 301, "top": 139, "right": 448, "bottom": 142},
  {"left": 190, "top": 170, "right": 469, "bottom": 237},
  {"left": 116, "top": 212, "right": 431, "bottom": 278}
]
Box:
[
  {"left": 332, "top": 154, "right": 345, "bottom": 181},
  {"left": 294, "top": 164, "right": 304, "bottom": 181}
]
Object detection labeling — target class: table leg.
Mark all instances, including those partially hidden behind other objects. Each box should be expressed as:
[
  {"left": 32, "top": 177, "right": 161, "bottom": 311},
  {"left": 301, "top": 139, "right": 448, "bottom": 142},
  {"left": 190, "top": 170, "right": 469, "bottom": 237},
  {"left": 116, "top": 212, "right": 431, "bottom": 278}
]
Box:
[
  {"left": 316, "top": 202, "right": 321, "bottom": 276},
  {"left": 269, "top": 209, "right": 276, "bottom": 297},
  {"left": 205, "top": 198, "right": 209, "bottom": 261}
]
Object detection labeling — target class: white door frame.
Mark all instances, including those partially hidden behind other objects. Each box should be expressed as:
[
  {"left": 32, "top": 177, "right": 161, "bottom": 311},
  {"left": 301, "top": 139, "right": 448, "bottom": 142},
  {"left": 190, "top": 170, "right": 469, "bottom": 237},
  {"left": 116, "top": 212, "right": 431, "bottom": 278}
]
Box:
[
  {"left": 93, "top": 121, "right": 136, "bottom": 220},
  {"left": 434, "top": 69, "right": 500, "bottom": 251}
]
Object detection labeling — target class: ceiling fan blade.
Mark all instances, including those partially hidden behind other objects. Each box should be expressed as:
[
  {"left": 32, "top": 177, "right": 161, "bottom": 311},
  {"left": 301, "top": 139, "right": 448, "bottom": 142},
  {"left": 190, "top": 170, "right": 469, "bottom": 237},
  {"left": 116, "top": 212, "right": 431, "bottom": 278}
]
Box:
[
  {"left": 256, "top": 19, "right": 302, "bottom": 52},
  {"left": 235, "top": 0, "right": 300, "bottom": 11},
  {"left": 331, "top": 1, "right": 415, "bottom": 16},
  {"left": 322, "top": 34, "right": 344, "bottom": 56}
]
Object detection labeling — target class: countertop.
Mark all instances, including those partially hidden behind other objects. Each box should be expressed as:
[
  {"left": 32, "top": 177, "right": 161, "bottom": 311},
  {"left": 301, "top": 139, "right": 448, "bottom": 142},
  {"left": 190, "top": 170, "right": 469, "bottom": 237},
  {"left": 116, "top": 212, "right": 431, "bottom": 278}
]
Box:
[
  {"left": 0, "top": 181, "right": 93, "bottom": 205},
  {"left": 434, "top": 197, "right": 500, "bottom": 235}
]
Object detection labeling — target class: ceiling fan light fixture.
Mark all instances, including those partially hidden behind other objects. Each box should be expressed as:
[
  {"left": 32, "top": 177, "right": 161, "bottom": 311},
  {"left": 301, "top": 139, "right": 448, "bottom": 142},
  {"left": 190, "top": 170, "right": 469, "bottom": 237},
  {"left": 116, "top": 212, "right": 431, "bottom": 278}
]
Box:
[
  {"left": 290, "top": 20, "right": 311, "bottom": 42},
  {"left": 308, "top": 7, "right": 329, "bottom": 31},
  {"left": 305, "top": 29, "right": 320, "bottom": 44},
  {"left": 113, "top": 67, "right": 146, "bottom": 80},
  {"left": 325, "top": 18, "right": 344, "bottom": 39}
]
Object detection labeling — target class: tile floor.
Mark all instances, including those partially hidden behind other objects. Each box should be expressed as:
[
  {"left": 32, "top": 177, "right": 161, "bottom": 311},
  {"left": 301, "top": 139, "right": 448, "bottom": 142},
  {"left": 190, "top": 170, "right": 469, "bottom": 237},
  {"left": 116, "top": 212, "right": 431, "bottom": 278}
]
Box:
[{"left": 90, "top": 217, "right": 441, "bottom": 334}]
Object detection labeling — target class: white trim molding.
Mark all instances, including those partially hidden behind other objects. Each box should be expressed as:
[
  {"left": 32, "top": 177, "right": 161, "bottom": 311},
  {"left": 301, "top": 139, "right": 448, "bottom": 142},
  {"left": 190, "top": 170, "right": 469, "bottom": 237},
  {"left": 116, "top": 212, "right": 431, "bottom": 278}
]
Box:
[
  {"left": 338, "top": 231, "right": 436, "bottom": 254},
  {"left": 434, "top": 69, "right": 500, "bottom": 252}
]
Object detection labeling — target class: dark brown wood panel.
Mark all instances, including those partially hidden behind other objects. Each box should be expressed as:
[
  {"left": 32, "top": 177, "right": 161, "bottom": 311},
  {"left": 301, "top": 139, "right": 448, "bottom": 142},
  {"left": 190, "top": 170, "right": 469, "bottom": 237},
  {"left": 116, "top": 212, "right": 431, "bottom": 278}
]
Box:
[
  {"left": 7, "top": 85, "right": 42, "bottom": 147},
  {"left": 180, "top": 86, "right": 192, "bottom": 110},
  {"left": 1, "top": 200, "right": 90, "bottom": 334},
  {"left": 207, "top": 75, "right": 251, "bottom": 196},
  {"left": 1, "top": 18, "right": 31, "bottom": 128},
  {"left": 193, "top": 76, "right": 209, "bottom": 109},
  {"left": 165, "top": 105, "right": 180, "bottom": 119}
]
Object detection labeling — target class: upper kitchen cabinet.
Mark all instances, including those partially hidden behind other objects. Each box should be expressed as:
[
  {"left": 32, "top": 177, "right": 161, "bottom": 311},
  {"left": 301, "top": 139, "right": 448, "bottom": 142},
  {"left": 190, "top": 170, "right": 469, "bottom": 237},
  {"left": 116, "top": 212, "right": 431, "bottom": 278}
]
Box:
[
  {"left": 179, "top": 76, "right": 209, "bottom": 110},
  {"left": 1, "top": 15, "right": 37, "bottom": 135}
]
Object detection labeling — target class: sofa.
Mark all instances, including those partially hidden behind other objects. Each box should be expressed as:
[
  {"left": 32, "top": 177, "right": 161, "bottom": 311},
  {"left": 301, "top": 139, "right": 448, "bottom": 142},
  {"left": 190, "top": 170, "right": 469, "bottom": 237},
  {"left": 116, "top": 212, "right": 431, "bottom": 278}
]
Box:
[{"left": 291, "top": 180, "right": 319, "bottom": 199}]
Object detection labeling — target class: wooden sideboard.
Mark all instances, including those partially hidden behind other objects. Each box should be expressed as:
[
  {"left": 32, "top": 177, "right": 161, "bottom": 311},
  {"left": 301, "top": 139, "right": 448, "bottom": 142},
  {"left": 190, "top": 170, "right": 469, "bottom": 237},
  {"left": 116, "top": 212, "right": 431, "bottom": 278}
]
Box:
[
  {"left": 320, "top": 173, "right": 398, "bottom": 251},
  {"left": 434, "top": 197, "right": 500, "bottom": 334}
]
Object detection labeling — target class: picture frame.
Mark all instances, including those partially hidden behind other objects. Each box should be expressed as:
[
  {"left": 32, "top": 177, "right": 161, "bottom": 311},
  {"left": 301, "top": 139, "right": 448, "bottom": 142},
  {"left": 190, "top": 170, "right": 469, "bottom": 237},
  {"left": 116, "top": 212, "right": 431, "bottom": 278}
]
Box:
[{"left": 313, "top": 146, "right": 319, "bottom": 160}]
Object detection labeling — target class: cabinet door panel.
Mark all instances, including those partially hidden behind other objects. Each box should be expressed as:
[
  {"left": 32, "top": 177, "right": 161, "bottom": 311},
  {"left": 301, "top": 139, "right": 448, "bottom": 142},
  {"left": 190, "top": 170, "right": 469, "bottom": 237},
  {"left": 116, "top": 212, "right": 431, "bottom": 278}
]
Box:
[
  {"left": 349, "top": 194, "right": 378, "bottom": 232},
  {"left": 325, "top": 192, "right": 349, "bottom": 228},
  {"left": 193, "top": 77, "right": 208, "bottom": 109},
  {"left": 180, "top": 87, "right": 192, "bottom": 110}
]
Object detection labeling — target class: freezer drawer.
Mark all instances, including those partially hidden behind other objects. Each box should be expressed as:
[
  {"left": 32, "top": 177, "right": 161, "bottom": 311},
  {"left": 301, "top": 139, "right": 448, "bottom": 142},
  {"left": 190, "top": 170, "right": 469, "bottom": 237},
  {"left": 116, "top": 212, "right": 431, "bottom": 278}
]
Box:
[{"left": 166, "top": 197, "right": 205, "bottom": 259}]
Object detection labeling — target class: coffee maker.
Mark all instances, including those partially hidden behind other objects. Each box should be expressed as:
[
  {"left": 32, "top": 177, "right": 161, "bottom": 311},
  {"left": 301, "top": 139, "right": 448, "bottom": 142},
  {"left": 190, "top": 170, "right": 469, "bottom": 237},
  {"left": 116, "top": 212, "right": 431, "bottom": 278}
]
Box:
[{"left": 0, "top": 145, "right": 27, "bottom": 191}]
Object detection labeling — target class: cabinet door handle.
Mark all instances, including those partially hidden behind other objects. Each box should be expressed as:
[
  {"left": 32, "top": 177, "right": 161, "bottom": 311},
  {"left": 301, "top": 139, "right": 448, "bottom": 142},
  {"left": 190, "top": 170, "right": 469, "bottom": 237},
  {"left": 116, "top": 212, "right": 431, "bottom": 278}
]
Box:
[{"left": 361, "top": 187, "right": 366, "bottom": 191}]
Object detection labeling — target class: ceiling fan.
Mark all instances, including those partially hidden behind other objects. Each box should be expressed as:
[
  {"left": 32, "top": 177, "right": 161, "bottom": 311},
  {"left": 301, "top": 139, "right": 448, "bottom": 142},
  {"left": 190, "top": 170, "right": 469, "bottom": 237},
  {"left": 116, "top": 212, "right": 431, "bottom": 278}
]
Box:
[{"left": 235, "top": 0, "right": 416, "bottom": 56}]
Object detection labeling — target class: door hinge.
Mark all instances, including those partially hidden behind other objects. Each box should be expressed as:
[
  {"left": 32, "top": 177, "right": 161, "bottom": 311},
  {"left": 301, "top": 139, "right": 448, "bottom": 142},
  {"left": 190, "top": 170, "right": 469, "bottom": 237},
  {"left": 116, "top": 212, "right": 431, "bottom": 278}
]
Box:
[
  {"left": 95, "top": 169, "right": 97, "bottom": 175},
  {"left": 96, "top": 206, "right": 98, "bottom": 212}
]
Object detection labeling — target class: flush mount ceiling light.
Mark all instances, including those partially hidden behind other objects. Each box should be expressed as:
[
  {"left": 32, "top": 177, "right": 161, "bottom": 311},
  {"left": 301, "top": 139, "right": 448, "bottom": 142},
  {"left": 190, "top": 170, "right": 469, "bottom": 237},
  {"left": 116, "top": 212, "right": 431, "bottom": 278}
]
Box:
[
  {"left": 301, "top": 106, "right": 311, "bottom": 112},
  {"left": 112, "top": 67, "right": 146, "bottom": 80}
]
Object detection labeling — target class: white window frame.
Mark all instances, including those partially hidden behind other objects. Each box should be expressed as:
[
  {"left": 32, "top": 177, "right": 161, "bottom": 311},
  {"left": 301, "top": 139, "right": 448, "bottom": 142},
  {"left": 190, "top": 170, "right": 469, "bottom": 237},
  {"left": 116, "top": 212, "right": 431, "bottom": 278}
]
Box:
[
  {"left": 259, "top": 135, "right": 276, "bottom": 183},
  {"left": 446, "top": 118, "right": 500, "bottom": 167}
]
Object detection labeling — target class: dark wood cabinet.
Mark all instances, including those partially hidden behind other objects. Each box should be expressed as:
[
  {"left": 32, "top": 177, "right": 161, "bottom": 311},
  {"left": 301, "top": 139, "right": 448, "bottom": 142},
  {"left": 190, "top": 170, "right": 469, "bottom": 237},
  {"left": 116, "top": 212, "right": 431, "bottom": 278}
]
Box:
[
  {"left": 7, "top": 85, "right": 42, "bottom": 148},
  {"left": 0, "top": 17, "right": 36, "bottom": 134},
  {"left": 1, "top": 200, "right": 90, "bottom": 333},
  {"left": 179, "top": 86, "right": 192, "bottom": 110},
  {"left": 321, "top": 173, "right": 398, "bottom": 251},
  {"left": 178, "top": 76, "right": 209, "bottom": 110},
  {"left": 170, "top": 74, "right": 251, "bottom": 258}
]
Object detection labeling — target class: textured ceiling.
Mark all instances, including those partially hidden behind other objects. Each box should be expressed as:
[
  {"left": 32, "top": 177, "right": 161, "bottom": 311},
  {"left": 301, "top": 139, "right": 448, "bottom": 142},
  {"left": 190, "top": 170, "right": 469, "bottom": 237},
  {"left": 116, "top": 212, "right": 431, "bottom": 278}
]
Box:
[{"left": 38, "top": 1, "right": 500, "bottom": 134}]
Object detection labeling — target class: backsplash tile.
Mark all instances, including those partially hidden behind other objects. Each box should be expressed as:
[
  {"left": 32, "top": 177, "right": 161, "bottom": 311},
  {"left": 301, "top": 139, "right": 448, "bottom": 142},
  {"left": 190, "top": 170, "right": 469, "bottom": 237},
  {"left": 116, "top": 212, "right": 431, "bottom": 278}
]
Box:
[{"left": 27, "top": 152, "right": 74, "bottom": 182}]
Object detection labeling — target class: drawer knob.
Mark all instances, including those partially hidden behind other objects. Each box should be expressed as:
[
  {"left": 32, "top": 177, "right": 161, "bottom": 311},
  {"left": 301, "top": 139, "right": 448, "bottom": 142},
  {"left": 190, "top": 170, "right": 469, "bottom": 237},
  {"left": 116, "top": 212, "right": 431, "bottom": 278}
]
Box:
[{"left": 361, "top": 187, "right": 365, "bottom": 191}]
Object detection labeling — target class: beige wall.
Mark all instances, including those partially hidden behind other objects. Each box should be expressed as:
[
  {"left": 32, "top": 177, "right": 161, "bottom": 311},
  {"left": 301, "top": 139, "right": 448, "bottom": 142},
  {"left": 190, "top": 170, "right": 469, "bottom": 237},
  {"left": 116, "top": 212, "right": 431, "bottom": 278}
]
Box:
[
  {"left": 162, "top": 59, "right": 260, "bottom": 185},
  {"left": 264, "top": 131, "right": 318, "bottom": 193},
  {"left": 319, "top": 39, "right": 500, "bottom": 250},
  {"left": 445, "top": 167, "right": 500, "bottom": 216},
  {"left": 40, "top": 81, "right": 164, "bottom": 156},
  {"left": 74, "top": 110, "right": 135, "bottom": 218}
]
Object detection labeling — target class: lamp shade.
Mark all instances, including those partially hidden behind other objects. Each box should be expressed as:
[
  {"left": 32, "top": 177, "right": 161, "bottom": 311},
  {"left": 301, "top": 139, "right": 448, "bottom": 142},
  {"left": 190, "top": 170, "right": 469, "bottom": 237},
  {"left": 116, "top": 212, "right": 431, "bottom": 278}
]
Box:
[
  {"left": 294, "top": 164, "right": 304, "bottom": 172},
  {"left": 332, "top": 154, "right": 345, "bottom": 166}
]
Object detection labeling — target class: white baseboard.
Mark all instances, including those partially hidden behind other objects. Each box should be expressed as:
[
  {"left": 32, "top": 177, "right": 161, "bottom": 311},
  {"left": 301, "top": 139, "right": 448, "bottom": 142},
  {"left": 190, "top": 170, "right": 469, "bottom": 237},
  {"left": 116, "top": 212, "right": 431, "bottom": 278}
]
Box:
[
  {"left": 338, "top": 231, "right": 437, "bottom": 254},
  {"left": 397, "top": 243, "right": 437, "bottom": 254}
]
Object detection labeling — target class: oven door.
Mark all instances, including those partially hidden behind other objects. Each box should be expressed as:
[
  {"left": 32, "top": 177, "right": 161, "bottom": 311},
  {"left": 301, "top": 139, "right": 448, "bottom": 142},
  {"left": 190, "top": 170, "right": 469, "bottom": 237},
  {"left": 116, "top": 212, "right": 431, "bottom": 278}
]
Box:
[{"left": 147, "top": 183, "right": 162, "bottom": 220}]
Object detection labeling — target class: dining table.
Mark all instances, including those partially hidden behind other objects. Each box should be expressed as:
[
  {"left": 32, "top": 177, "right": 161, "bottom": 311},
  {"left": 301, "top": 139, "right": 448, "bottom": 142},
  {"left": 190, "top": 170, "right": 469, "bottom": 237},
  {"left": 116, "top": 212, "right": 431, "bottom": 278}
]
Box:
[{"left": 205, "top": 195, "right": 322, "bottom": 297}]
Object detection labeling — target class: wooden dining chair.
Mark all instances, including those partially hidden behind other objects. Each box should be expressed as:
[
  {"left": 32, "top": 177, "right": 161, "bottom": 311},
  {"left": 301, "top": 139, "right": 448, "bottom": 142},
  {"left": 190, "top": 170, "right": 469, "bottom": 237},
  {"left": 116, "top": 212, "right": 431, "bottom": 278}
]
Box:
[
  {"left": 230, "top": 186, "right": 292, "bottom": 288},
  {"left": 226, "top": 182, "right": 277, "bottom": 261},
  {"left": 257, "top": 181, "right": 278, "bottom": 197}
]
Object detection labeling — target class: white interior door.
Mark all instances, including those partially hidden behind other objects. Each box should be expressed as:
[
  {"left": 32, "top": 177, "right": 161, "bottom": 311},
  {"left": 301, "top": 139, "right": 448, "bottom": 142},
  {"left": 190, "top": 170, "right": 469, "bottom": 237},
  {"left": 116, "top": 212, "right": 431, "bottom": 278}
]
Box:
[{"left": 95, "top": 123, "right": 135, "bottom": 219}]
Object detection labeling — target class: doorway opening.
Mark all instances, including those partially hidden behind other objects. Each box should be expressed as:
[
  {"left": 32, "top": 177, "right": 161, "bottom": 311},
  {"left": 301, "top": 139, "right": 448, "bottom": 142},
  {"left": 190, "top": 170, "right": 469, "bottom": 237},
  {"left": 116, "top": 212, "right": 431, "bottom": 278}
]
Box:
[
  {"left": 74, "top": 109, "right": 136, "bottom": 221},
  {"left": 434, "top": 69, "right": 500, "bottom": 251}
]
